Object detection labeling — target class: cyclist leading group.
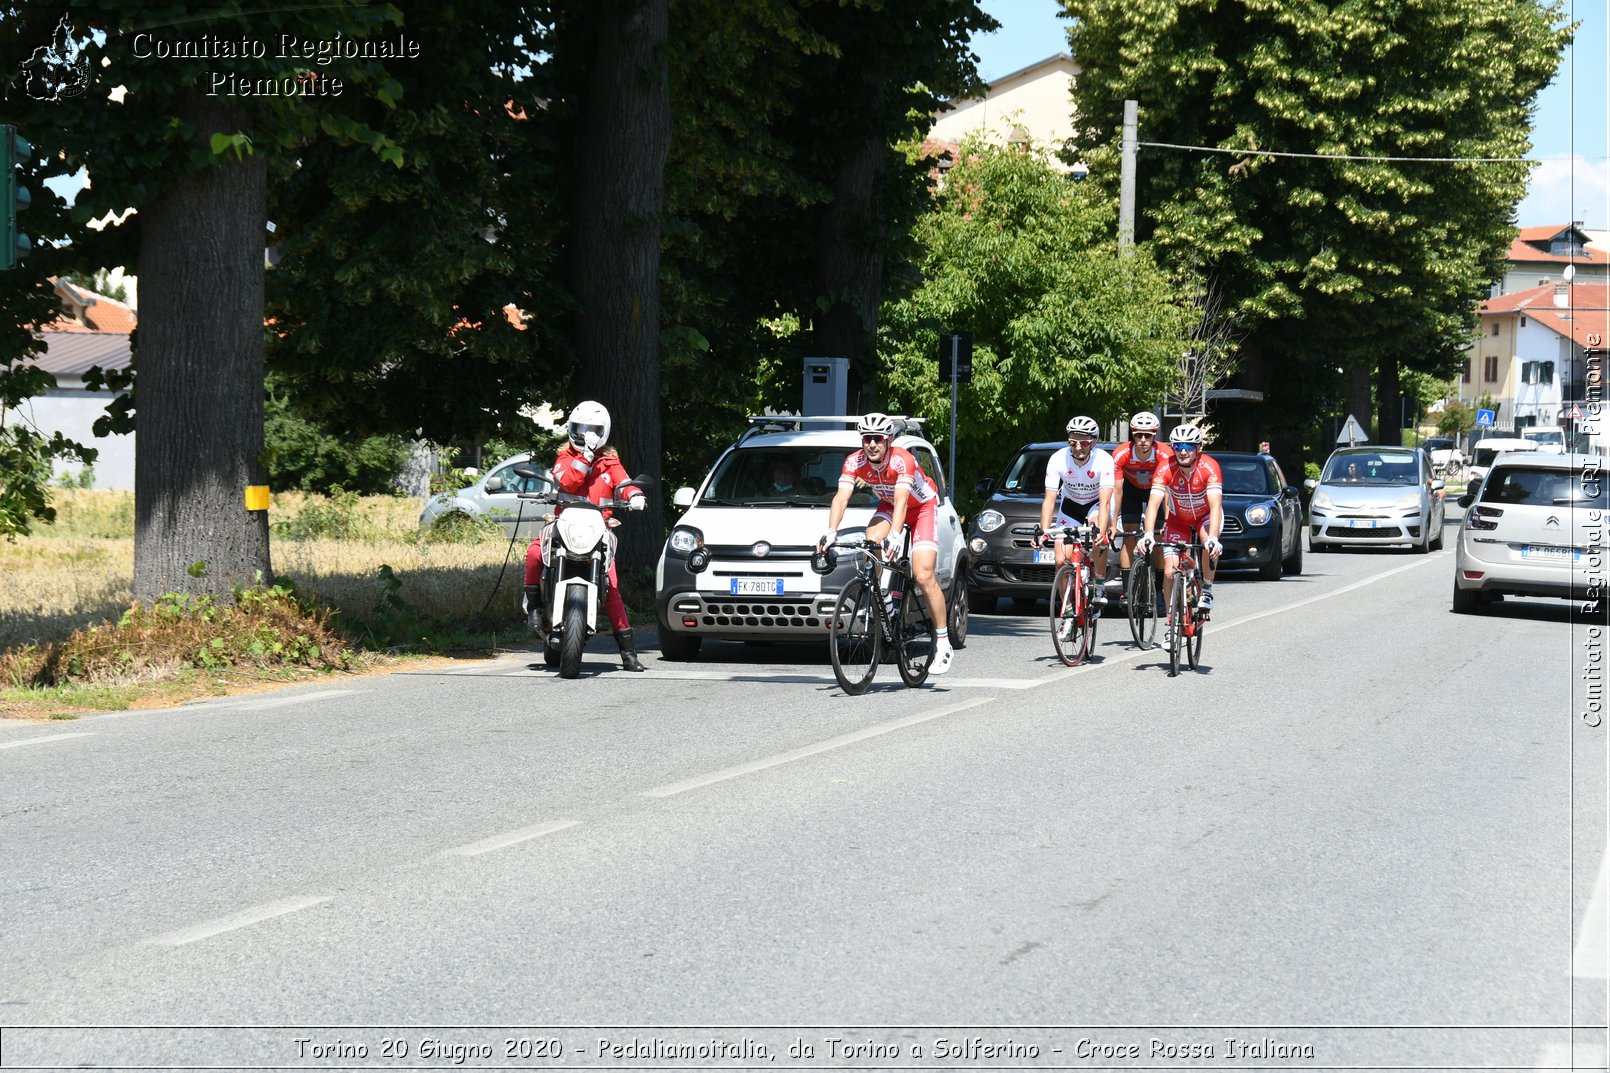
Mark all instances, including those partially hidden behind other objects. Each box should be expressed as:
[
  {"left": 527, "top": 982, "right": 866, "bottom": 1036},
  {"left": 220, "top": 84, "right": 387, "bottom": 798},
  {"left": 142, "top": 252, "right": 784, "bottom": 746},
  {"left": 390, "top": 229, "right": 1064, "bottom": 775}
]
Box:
[
  {"left": 817, "top": 412, "right": 954, "bottom": 676},
  {"left": 1109, "top": 410, "right": 1173, "bottom": 605},
  {"left": 1136, "top": 423, "right": 1225, "bottom": 635},
  {"left": 1034, "top": 415, "right": 1115, "bottom": 609}
]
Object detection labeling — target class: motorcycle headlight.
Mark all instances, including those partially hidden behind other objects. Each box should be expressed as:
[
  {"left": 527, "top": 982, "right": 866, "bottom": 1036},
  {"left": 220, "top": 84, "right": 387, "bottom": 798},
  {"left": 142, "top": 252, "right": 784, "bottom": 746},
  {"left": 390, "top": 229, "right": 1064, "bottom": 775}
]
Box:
[
  {"left": 668, "top": 526, "right": 703, "bottom": 555},
  {"left": 1244, "top": 503, "right": 1272, "bottom": 526},
  {"left": 977, "top": 510, "right": 1006, "bottom": 533},
  {"left": 1311, "top": 490, "right": 1334, "bottom": 512},
  {"left": 557, "top": 509, "right": 606, "bottom": 552}
]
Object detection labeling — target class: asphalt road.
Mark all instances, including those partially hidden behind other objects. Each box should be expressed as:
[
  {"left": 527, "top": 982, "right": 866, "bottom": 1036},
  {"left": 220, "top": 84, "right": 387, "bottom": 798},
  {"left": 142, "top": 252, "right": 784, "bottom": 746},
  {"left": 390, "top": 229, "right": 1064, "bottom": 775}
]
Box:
[{"left": 1, "top": 511, "right": 1604, "bottom": 1072}]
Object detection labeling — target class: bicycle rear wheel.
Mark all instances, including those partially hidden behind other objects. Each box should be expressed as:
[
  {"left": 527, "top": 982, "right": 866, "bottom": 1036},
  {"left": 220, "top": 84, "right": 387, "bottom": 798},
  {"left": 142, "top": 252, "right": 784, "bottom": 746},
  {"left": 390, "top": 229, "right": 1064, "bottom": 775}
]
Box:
[
  {"left": 1167, "top": 572, "right": 1184, "bottom": 678},
  {"left": 1126, "top": 558, "right": 1157, "bottom": 649},
  {"left": 1050, "top": 562, "right": 1089, "bottom": 666},
  {"left": 895, "top": 583, "right": 936, "bottom": 687},
  {"left": 1185, "top": 573, "right": 1204, "bottom": 671},
  {"left": 829, "top": 578, "right": 881, "bottom": 695}
]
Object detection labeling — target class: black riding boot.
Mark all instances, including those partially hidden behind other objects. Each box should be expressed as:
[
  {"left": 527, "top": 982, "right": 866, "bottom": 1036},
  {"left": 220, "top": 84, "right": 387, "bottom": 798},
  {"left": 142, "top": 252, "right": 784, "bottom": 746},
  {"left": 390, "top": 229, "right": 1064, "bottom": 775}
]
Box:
[
  {"left": 614, "top": 628, "right": 646, "bottom": 672},
  {"left": 523, "top": 584, "right": 544, "bottom": 632}
]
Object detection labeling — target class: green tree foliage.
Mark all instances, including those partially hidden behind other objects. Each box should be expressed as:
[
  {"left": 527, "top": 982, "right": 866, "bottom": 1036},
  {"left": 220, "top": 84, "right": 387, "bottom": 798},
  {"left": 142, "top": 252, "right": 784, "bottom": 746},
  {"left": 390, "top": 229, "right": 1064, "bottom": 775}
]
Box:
[
  {"left": 879, "top": 139, "right": 1191, "bottom": 502},
  {"left": 1065, "top": 0, "right": 1568, "bottom": 447},
  {"left": 262, "top": 377, "right": 412, "bottom": 495}
]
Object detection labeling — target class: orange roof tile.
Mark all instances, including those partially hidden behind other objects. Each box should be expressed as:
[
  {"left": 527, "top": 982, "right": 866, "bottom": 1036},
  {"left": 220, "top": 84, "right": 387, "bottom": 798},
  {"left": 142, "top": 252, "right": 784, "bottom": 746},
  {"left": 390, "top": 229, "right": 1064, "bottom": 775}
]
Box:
[
  {"left": 1482, "top": 282, "right": 1610, "bottom": 350},
  {"left": 1505, "top": 237, "right": 1610, "bottom": 266}
]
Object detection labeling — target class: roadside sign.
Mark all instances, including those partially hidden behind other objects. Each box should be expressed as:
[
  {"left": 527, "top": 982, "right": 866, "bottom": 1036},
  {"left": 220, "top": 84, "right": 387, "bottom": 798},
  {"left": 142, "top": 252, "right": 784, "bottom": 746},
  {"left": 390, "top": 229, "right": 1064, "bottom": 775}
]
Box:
[
  {"left": 1476, "top": 408, "right": 1496, "bottom": 427},
  {"left": 1569, "top": 404, "right": 1584, "bottom": 421},
  {"left": 1336, "top": 414, "right": 1367, "bottom": 445}
]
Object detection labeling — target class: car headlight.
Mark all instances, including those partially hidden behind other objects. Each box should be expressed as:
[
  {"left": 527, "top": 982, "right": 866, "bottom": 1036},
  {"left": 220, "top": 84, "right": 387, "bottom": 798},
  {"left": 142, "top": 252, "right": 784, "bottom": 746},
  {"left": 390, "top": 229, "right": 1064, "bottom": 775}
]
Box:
[
  {"left": 1311, "top": 490, "right": 1334, "bottom": 512},
  {"left": 1244, "top": 503, "right": 1272, "bottom": 526},
  {"left": 1396, "top": 493, "right": 1424, "bottom": 511},
  {"left": 977, "top": 510, "right": 1006, "bottom": 533},
  {"left": 667, "top": 526, "right": 703, "bottom": 555}
]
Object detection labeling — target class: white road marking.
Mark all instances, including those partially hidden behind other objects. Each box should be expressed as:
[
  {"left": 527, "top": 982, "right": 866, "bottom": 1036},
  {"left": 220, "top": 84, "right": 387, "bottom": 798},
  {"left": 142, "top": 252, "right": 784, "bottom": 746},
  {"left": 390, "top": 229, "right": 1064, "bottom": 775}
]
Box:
[
  {"left": 190, "top": 688, "right": 368, "bottom": 711},
  {"left": 643, "top": 697, "right": 995, "bottom": 798},
  {"left": 445, "top": 819, "right": 581, "bottom": 857},
  {"left": 1574, "top": 850, "right": 1608, "bottom": 979},
  {"left": 146, "top": 896, "right": 331, "bottom": 946},
  {"left": 1203, "top": 553, "right": 1445, "bottom": 641},
  {"left": 0, "top": 732, "right": 92, "bottom": 751}
]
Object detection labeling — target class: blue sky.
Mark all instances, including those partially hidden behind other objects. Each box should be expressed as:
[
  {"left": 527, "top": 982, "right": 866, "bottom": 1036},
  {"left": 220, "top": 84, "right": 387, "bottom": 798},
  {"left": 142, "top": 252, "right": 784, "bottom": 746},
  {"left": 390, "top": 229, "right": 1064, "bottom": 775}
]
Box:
[{"left": 974, "top": 0, "right": 1609, "bottom": 229}]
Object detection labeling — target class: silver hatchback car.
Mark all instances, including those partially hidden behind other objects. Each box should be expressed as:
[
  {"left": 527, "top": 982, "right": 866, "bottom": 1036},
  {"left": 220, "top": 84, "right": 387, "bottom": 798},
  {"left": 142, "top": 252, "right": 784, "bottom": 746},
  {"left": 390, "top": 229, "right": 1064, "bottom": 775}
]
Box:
[
  {"left": 1453, "top": 452, "right": 1605, "bottom": 612},
  {"left": 1306, "top": 445, "right": 1447, "bottom": 553}
]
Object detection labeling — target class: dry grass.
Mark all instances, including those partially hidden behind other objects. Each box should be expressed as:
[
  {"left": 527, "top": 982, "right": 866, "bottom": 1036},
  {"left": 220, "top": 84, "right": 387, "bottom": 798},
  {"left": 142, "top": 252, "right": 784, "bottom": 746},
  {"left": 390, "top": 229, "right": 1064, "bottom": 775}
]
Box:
[{"left": 1, "top": 490, "right": 531, "bottom": 656}]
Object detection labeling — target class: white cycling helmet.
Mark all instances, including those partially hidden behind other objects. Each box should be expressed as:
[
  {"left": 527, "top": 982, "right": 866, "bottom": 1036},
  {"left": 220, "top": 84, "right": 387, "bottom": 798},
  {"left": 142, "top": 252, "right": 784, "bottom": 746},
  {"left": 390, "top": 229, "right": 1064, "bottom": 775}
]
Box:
[
  {"left": 1130, "top": 411, "right": 1160, "bottom": 433},
  {"left": 857, "top": 412, "right": 898, "bottom": 438},
  {"left": 1066, "top": 415, "right": 1100, "bottom": 439},
  {"left": 567, "top": 400, "right": 611, "bottom": 450},
  {"left": 1170, "top": 423, "right": 1206, "bottom": 447}
]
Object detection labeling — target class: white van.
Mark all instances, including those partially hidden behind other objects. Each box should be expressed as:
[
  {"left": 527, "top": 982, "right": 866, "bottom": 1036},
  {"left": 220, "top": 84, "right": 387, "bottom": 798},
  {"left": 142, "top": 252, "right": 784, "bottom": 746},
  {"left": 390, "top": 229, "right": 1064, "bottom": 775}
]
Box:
[
  {"left": 1466, "top": 437, "right": 1538, "bottom": 484},
  {"left": 1520, "top": 426, "right": 1567, "bottom": 454},
  {"left": 654, "top": 416, "right": 968, "bottom": 660}
]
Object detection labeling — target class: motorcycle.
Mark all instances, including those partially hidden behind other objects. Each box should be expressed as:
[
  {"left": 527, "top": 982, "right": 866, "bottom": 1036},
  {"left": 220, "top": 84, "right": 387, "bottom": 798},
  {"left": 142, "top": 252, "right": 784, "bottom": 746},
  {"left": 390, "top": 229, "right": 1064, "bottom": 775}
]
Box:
[{"left": 514, "top": 464, "right": 652, "bottom": 679}]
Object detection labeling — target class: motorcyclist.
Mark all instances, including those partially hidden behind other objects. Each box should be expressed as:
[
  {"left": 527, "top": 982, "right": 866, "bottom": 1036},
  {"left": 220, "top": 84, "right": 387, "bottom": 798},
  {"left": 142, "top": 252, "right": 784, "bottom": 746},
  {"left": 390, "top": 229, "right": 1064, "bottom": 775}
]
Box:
[{"left": 523, "top": 401, "right": 648, "bottom": 672}]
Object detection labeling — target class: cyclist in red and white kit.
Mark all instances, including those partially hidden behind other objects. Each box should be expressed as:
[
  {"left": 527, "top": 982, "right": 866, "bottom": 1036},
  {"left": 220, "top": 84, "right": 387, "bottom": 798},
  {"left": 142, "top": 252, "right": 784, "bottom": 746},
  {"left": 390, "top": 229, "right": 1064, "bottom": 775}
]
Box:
[
  {"left": 1110, "top": 410, "right": 1173, "bottom": 601},
  {"left": 1136, "top": 423, "right": 1224, "bottom": 618},
  {"left": 817, "top": 413, "right": 953, "bottom": 675},
  {"left": 1035, "top": 415, "right": 1115, "bottom": 607}
]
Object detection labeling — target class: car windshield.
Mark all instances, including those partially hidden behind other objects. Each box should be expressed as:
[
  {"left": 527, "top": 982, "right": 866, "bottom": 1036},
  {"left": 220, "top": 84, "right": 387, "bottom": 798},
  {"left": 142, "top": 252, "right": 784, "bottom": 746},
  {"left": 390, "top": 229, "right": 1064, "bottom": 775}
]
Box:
[
  {"left": 1479, "top": 466, "right": 1608, "bottom": 508},
  {"left": 1423, "top": 438, "right": 1455, "bottom": 452},
  {"left": 1523, "top": 429, "right": 1564, "bottom": 446},
  {"left": 699, "top": 447, "right": 871, "bottom": 506},
  {"left": 1322, "top": 451, "right": 1419, "bottom": 485},
  {"left": 1471, "top": 445, "right": 1530, "bottom": 469},
  {"left": 1220, "top": 459, "right": 1274, "bottom": 496},
  {"left": 997, "top": 448, "right": 1058, "bottom": 494}
]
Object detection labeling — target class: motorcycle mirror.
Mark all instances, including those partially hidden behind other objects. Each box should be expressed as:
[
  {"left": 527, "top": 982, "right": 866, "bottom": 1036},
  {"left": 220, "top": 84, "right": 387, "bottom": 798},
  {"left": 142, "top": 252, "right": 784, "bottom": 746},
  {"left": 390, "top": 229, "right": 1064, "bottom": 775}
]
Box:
[{"left": 512, "top": 464, "right": 541, "bottom": 481}]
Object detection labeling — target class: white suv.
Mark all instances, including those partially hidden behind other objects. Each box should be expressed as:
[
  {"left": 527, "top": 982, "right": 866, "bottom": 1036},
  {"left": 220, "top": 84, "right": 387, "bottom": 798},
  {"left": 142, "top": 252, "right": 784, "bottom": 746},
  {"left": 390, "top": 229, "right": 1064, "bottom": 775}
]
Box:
[
  {"left": 1453, "top": 452, "right": 1604, "bottom": 613},
  {"left": 654, "top": 416, "right": 969, "bottom": 660}
]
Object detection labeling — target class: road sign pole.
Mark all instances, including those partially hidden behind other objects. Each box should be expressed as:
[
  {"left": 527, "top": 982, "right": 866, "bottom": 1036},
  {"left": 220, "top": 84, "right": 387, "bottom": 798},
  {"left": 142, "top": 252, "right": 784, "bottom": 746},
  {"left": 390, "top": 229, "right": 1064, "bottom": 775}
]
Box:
[{"left": 948, "top": 334, "right": 959, "bottom": 496}]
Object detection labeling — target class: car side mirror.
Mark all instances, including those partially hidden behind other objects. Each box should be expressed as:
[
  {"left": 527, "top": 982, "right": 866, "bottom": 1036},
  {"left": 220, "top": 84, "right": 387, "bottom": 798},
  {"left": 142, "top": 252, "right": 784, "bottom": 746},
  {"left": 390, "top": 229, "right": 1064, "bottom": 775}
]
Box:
[
  {"left": 674, "top": 487, "right": 695, "bottom": 508},
  {"left": 1457, "top": 493, "right": 1474, "bottom": 509},
  {"left": 483, "top": 476, "right": 504, "bottom": 493},
  {"left": 1431, "top": 479, "right": 1445, "bottom": 492},
  {"left": 975, "top": 477, "right": 995, "bottom": 497},
  {"left": 1303, "top": 478, "right": 1317, "bottom": 492}
]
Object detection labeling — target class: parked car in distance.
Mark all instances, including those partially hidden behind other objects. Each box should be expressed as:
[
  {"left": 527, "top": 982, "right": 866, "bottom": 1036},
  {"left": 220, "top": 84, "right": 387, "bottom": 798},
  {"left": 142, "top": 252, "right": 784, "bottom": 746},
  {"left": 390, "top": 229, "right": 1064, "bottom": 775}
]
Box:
[
  {"left": 418, "top": 453, "right": 553, "bottom": 540},
  {"left": 1305, "top": 445, "right": 1446, "bottom": 553},
  {"left": 1466, "top": 437, "right": 1538, "bottom": 485},
  {"left": 1453, "top": 451, "right": 1604, "bottom": 612},
  {"left": 963, "top": 441, "right": 1129, "bottom": 613},
  {"left": 1520, "top": 426, "right": 1567, "bottom": 454},
  {"left": 1212, "top": 451, "right": 1305, "bottom": 579},
  {"left": 1423, "top": 436, "right": 1465, "bottom": 476},
  {"left": 654, "top": 415, "right": 969, "bottom": 660}
]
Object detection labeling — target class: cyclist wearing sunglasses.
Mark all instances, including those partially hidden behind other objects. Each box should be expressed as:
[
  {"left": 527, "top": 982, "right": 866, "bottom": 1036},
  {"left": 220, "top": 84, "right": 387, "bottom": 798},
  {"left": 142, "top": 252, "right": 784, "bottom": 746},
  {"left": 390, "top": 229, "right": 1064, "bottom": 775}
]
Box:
[
  {"left": 1036, "top": 415, "right": 1116, "bottom": 606},
  {"left": 818, "top": 412, "right": 953, "bottom": 675},
  {"left": 1136, "top": 423, "right": 1224, "bottom": 613},
  {"left": 1110, "top": 410, "right": 1173, "bottom": 582}
]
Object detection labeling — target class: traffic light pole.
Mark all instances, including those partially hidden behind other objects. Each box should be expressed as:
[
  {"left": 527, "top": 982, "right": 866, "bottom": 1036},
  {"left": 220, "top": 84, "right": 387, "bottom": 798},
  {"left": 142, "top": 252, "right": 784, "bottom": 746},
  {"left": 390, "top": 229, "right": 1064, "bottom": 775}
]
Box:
[{"left": 948, "top": 334, "right": 960, "bottom": 496}]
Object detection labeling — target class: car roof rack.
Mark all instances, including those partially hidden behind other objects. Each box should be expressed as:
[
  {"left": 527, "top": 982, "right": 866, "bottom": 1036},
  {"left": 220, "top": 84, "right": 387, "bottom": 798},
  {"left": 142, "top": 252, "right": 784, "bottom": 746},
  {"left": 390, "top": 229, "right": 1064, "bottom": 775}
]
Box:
[{"left": 740, "top": 414, "right": 927, "bottom": 438}]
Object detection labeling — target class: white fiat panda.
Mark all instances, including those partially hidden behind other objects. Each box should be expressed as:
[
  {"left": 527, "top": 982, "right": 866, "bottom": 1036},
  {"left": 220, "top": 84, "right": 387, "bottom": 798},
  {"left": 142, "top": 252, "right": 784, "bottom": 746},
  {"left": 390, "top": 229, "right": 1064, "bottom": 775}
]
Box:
[{"left": 654, "top": 415, "right": 968, "bottom": 660}]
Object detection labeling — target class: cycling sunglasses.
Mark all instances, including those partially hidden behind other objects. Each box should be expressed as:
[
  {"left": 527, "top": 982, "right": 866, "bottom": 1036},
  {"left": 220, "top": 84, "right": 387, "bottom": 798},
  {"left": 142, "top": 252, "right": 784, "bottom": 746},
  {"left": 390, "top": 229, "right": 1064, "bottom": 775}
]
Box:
[
  {"left": 861, "top": 434, "right": 889, "bottom": 445},
  {"left": 1068, "top": 437, "right": 1095, "bottom": 448},
  {"left": 1131, "top": 432, "right": 1156, "bottom": 440},
  {"left": 1171, "top": 441, "right": 1199, "bottom": 452}
]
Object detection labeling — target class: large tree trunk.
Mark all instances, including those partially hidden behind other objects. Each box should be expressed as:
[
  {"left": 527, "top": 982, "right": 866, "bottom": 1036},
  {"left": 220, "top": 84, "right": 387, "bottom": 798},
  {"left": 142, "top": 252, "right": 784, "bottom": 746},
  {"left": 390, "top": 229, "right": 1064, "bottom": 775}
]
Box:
[
  {"left": 1376, "top": 355, "right": 1402, "bottom": 447},
  {"left": 813, "top": 130, "right": 887, "bottom": 413},
  {"left": 1345, "top": 362, "right": 1375, "bottom": 442},
  {"left": 133, "top": 91, "right": 270, "bottom": 602},
  {"left": 569, "top": 0, "right": 670, "bottom": 578}
]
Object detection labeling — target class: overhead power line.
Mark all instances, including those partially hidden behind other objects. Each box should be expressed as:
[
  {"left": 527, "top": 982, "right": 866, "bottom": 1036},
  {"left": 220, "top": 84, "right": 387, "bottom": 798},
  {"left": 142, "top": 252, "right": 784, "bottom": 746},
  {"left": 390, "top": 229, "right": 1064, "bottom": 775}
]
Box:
[{"left": 1136, "top": 141, "right": 1555, "bottom": 164}]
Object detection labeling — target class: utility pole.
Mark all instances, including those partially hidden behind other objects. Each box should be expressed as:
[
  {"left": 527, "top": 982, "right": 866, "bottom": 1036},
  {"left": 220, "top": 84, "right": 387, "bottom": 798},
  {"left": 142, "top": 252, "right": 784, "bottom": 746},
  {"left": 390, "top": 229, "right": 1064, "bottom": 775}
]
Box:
[{"left": 1118, "top": 100, "right": 1137, "bottom": 257}]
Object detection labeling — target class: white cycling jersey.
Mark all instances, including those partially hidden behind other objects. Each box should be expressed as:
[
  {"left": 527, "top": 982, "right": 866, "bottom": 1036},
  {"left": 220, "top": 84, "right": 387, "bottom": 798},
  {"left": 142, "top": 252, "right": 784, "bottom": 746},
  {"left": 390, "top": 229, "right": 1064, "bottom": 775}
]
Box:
[{"left": 1045, "top": 446, "right": 1115, "bottom": 507}]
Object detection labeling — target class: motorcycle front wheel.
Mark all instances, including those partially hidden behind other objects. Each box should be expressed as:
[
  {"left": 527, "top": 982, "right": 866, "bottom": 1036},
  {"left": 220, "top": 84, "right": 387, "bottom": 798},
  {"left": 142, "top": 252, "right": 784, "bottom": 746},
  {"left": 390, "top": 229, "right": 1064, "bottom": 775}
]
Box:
[{"left": 559, "top": 586, "right": 588, "bottom": 679}]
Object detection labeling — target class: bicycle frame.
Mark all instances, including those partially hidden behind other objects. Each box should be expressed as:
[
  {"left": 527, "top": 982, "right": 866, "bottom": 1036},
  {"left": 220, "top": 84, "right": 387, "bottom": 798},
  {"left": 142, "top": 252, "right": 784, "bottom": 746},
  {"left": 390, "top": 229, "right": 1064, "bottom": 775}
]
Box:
[
  {"left": 1160, "top": 540, "right": 1206, "bottom": 676},
  {"left": 821, "top": 533, "right": 935, "bottom": 694}
]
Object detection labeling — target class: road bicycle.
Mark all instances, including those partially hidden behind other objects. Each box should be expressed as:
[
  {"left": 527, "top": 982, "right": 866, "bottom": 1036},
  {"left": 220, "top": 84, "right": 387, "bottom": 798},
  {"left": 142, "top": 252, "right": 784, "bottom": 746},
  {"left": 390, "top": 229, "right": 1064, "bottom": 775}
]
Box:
[
  {"left": 1161, "top": 539, "right": 1208, "bottom": 677},
  {"left": 817, "top": 535, "right": 935, "bottom": 695},
  {"left": 1038, "top": 523, "right": 1102, "bottom": 667},
  {"left": 1121, "top": 524, "right": 1163, "bottom": 650}
]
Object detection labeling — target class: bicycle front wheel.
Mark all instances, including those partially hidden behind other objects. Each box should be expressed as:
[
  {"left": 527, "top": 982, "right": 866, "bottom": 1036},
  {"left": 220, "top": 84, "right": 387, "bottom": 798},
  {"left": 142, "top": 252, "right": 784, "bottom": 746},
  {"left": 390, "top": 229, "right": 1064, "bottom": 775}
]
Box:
[
  {"left": 1167, "top": 572, "right": 1184, "bottom": 678},
  {"left": 829, "top": 578, "right": 881, "bottom": 695},
  {"left": 1185, "top": 573, "right": 1204, "bottom": 671},
  {"left": 1050, "top": 562, "right": 1089, "bottom": 667},
  {"left": 1126, "top": 558, "right": 1157, "bottom": 649},
  {"left": 895, "top": 585, "right": 936, "bottom": 687}
]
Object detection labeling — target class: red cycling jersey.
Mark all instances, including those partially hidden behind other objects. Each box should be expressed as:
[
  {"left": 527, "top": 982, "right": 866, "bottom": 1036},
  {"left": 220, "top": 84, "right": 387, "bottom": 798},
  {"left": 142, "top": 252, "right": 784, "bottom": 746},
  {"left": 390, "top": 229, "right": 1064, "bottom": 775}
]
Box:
[
  {"left": 1111, "top": 441, "right": 1175, "bottom": 491},
  {"left": 1152, "top": 454, "right": 1223, "bottom": 526},
  {"left": 838, "top": 445, "right": 937, "bottom": 510}
]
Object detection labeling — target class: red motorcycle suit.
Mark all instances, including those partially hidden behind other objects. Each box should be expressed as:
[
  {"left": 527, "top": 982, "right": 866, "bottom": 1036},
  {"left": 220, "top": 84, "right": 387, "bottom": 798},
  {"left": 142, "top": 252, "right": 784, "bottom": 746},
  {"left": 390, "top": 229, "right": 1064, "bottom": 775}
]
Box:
[{"left": 523, "top": 444, "right": 633, "bottom": 632}]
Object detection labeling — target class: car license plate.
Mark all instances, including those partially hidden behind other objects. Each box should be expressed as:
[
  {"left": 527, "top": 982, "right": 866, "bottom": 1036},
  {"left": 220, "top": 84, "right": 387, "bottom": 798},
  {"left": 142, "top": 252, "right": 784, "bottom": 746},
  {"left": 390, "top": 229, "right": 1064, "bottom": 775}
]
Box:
[
  {"left": 1034, "top": 549, "right": 1056, "bottom": 565},
  {"left": 1347, "top": 519, "right": 1380, "bottom": 530},
  {"left": 730, "top": 577, "right": 785, "bottom": 595},
  {"left": 1521, "top": 545, "right": 1579, "bottom": 562}
]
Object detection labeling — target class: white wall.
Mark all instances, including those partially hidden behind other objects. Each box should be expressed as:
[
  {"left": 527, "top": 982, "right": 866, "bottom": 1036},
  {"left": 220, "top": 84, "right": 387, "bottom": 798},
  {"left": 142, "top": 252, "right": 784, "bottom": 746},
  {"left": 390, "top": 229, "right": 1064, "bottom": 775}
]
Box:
[
  {"left": 929, "top": 57, "right": 1078, "bottom": 164},
  {"left": 15, "top": 388, "right": 136, "bottom": 490}
]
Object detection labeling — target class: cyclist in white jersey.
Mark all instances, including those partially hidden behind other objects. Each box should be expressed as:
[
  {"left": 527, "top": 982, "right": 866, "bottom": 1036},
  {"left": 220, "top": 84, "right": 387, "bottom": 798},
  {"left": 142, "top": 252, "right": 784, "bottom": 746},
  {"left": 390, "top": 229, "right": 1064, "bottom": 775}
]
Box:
[{"left": 1036, "top": 415, "right": 1116, "bottom": 607}]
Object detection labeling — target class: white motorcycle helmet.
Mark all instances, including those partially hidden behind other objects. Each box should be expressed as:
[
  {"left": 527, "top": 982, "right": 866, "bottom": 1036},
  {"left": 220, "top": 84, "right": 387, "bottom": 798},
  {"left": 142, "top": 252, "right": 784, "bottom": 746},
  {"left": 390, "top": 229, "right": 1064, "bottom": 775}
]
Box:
[{"left": 567, "top": 401, "right": 611, "bottom": 453}]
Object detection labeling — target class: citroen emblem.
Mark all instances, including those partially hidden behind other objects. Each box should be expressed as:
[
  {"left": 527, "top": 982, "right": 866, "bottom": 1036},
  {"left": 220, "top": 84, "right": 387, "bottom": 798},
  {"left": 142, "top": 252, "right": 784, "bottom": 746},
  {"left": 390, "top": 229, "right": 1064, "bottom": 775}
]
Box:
[
  {"left": 1546, "top": 516, "right": 1560, "bottom": 529},
  {"left": 752, "top": 541, "right": 771, "bottom": 558}
]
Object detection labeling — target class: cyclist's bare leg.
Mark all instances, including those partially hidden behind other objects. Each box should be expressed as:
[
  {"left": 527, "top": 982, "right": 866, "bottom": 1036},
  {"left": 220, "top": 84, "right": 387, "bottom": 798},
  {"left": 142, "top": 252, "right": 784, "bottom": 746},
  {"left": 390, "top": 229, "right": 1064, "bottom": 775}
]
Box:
[
  {"left": 911, "top": 546, "right": 945, "bottom": 626},
  {"left": 864, "top": 518, "right": 892, "bottom": 590}
]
